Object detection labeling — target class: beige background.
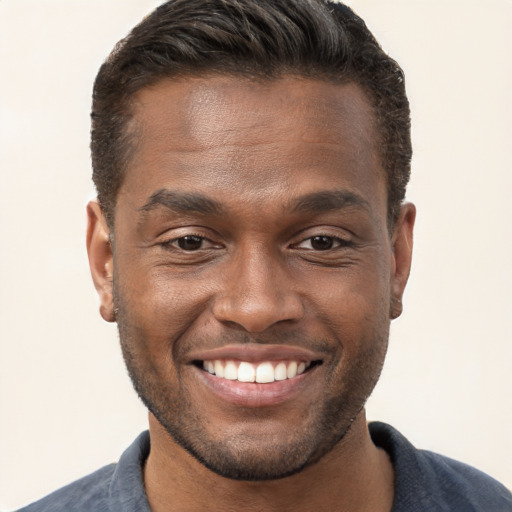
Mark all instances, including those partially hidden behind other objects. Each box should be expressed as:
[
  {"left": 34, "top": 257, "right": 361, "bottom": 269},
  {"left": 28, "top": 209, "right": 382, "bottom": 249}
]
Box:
[{"left": 0, "top": 0, "right": 511, "bottom": 509}]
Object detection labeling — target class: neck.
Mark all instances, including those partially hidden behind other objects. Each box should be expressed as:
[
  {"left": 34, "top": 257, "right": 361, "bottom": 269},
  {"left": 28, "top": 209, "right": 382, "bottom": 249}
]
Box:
[{"left": 143, "top": 411, "right": 394, "bottom": 512}]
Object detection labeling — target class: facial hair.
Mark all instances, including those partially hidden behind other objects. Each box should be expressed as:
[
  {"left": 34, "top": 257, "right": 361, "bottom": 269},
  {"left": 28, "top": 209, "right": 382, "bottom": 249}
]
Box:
[{"left": 115, "top": 284, "right": 390, "bottom": 481}]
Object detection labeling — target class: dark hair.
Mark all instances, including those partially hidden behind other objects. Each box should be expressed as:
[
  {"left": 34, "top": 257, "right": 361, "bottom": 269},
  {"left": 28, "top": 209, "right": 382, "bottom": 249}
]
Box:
[{"left": 91, "top": 0, "right": 411, "bottom": 228}]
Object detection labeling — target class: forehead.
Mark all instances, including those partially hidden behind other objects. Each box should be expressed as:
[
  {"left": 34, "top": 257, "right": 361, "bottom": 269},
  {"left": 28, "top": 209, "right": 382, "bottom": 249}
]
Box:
[
  {"left": 133, "top": 74, "right": 375, "bottom": 134},
  {"left": 120, "top": 75, "right": 384, "bottom": 215},
  {"left": 130, "top": 75, "right": 378, "bottom": 153}
]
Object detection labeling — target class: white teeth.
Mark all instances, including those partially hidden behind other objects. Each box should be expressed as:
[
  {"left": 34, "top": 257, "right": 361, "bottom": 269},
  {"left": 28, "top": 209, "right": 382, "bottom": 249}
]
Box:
[
  {"left": 274, "top": 362, "right": 288, "bottom": 381},
  {"left": 237, "top": 362, "right": 255, "bottom": 382},
  {"left": 202, "top": 359, "right": 314, "bottom": 383},
  {"left": 255, "top": 362, "right": 275, "bottom": 383},
  {"left": 214, "top": 360, "right": 224, "bottom": 378},
  {"left": 287, "top": 361, "right": 298, "bottom": 379},
  {"left": 224, "top": 360, "right": 238, "bottom": 380}
]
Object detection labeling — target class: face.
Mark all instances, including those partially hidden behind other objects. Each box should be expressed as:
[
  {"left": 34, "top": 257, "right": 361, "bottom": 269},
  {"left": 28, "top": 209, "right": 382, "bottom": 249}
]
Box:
[{"left": 88, "top": 75, "right": 414, "bottom": 480}]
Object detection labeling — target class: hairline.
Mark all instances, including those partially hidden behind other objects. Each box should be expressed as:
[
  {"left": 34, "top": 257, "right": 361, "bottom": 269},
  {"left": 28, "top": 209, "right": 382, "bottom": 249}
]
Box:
[{"left": 106, "top": 69, "right": 398, "bottom": 233}]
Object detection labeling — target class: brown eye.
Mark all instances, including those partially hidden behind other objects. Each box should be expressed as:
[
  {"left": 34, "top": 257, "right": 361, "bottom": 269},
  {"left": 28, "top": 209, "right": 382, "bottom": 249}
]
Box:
[
  {"left": 177, "top": 235, "right": 203, "bottom": 251},
  {"left": 310, "top": 236, "right": 334, "bottom": 251}
]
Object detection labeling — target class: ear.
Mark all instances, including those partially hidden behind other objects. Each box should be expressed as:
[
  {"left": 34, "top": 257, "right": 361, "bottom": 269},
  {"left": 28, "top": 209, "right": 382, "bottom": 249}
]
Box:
[
  {"left": 389, "top": 203, "right": 416, "bottom": 320},
  {"left": 86, "top": 201, "right": 115, "bottom": 323}
]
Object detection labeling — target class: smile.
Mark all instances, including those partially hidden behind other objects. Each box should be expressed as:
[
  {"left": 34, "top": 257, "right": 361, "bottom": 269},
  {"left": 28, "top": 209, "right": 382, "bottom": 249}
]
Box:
[
  {"left": 189, "top": 345, "right": 325, "bottom": 406},
  {"left": 200, "top": 359, "right": 316, "bottom": 383}
]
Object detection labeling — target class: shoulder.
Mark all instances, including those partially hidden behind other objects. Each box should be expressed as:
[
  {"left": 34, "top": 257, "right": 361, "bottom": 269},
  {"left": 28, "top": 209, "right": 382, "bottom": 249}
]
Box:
[
  {"left": 16, "top": 464, "right": 116, "bottom": 512},
  {"left": 416, "top": 450, "right": 512, "bottom": 510},
  {"left": 16, "top": 431, "right": 151, "bottom": 512},
  {"left": 369, "top": 421, "right": 512, "bottom": 512}
]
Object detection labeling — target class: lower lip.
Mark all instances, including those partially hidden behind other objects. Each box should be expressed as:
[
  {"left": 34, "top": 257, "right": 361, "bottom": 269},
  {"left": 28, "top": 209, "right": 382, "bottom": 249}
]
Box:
[{"left": 195, "top": 366, "right": 315, "bottom": 407}]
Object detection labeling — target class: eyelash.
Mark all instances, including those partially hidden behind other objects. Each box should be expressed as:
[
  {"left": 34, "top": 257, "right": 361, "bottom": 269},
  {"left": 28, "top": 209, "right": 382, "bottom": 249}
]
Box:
[
  {"left": 293, "top": 234, "right": 352, "bottom": 251},
  {"left": 161, "top": 234, "right": 216, "bottom": 251},
  {"left": 161, "top": 233, "right": 352, "bottom": 252}
]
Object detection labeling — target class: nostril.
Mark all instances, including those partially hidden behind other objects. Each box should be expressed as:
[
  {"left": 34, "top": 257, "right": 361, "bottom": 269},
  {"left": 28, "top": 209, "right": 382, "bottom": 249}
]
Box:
[{"left": 212, "top": 293, "right": 305, "bottom": 333}]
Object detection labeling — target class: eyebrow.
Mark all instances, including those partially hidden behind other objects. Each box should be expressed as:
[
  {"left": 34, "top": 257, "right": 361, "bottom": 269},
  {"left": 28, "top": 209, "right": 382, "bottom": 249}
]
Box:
[
  {"left": 139, "top": 189, "right": 225, "bottom": 216},
  {"left": 138, "top": 188, "right": 370, "bottom": 220},
  {"left": 290, "top": 190, "right": 370, "bottom": 214}
]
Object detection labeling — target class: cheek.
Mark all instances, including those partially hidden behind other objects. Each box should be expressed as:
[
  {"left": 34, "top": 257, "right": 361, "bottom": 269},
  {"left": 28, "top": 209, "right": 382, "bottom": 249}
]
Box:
[
  {"left": 308, "top": 256, "right": 391, "bottom": 311},
  {"left": 302, "top": 258, "right": 391, "bottom": 345},
  {"left": 114, "top": 260, "right": 219, "bottom": 359}
]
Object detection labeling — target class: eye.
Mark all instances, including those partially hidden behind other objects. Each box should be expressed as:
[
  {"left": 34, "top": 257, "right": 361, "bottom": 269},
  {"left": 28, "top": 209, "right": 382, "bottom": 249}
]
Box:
[
  {"left": 161, "top": 235, "right": 213, "bottom": 252},
  {"left": 295, "top": 235, "right": 350, "bottom": 251},
  {"left": 159, "top": 231, "right": 223, "bottom": 255},
  {"left": 176, "top": 235, "right": 204, "bottom": 251},
  {"left": 309, "top": 236, "right": 335, "bottom": 251}
]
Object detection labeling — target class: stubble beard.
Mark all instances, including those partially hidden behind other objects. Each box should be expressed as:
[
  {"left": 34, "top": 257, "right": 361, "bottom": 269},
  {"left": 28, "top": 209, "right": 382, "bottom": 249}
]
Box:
[{"left": 115, "top": 291, "right": 390, "bottom": 481}]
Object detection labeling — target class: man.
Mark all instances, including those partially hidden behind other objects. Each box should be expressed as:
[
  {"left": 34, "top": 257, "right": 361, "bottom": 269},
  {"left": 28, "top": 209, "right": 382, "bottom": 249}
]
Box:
[{"left": 18, "top": 0, "right": 512, "bottom": 511}]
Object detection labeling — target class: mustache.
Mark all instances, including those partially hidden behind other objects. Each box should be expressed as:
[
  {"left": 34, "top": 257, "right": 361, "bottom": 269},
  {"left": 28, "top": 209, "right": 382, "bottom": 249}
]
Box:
[
  {"left": 113, "top": 286, "right": 336, "bottom": 359},
  {"left": 175, "top": 329, "right": 334, "bottom": 358}
]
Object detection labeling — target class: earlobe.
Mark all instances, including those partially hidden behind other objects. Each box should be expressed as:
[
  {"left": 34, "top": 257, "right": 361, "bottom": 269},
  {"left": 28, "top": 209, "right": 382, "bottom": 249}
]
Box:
[
  {"left": 390, "top": 203, "right": 416, "bottom": 320},
  {"left": 86, "top": 201, "right": 115, "bottom": 323}
]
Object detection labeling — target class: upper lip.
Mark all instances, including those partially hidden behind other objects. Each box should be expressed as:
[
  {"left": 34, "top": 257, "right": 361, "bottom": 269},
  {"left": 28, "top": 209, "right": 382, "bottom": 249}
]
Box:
[{"left": 188, "top": 344, "right": 324, "bottom": 363}]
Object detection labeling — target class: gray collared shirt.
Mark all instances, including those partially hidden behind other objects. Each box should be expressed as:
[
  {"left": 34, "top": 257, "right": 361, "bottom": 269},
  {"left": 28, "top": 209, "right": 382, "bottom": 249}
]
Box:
[{"left": 17, "top": 423, "right": 512, "bottom": 511}]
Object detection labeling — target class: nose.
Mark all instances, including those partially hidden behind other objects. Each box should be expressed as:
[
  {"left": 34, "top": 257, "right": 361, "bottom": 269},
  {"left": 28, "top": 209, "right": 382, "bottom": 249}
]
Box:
[{"left": 212, "top": 247, "right": 304, "bottom": 333}]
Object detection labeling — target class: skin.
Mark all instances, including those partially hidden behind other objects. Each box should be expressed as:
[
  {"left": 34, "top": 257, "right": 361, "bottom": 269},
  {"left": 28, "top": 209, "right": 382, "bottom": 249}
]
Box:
[{"left": 87, "top": 75, "right": 415, "bottom": 512}]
